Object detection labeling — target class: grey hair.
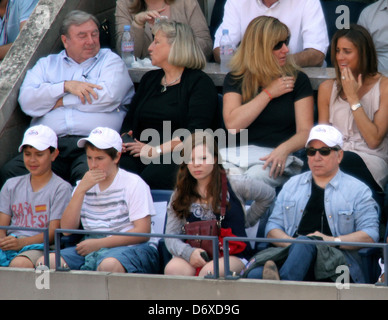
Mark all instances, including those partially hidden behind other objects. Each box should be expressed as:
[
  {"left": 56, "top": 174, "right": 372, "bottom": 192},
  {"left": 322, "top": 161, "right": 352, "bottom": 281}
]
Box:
[
  {"left": 60, "top": 10, "right": 100, "bottom": 36},
  {"left": 152, "top": 20, "right": 206, "bottom": 69}
]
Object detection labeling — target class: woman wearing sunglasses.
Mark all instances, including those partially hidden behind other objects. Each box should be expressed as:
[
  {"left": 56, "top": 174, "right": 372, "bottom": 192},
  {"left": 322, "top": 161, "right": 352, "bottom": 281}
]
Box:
[
  {"left": 221, "top": 16, "right": 314, "bottom": 188},
  {"left": 318, "top": 24, "right": 388, "bottom": 209}
]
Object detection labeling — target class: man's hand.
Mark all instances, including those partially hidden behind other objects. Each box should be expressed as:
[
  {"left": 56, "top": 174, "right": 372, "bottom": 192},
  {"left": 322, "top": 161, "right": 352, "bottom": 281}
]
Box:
[{"left": 64, "top": 80, "right": 103, "bottom": 104}]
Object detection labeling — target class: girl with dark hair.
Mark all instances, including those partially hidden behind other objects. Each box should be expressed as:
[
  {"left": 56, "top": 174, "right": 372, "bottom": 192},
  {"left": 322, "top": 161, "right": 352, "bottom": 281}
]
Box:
[
  {"left": 164, "top": 132, "right": 275, "bottom": 277},
  {"left": 318, "top": 24, "right": 388, "bottom": 209}
]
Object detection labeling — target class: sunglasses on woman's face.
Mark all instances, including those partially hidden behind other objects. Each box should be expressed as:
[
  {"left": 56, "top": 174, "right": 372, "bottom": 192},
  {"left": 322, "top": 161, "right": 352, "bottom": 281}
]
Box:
[
  {"left": 305, "top": 147, "right": 340, "bottom": 157},
  {"left": 273, "top": 36, "right": 290, "bottom": 51}
]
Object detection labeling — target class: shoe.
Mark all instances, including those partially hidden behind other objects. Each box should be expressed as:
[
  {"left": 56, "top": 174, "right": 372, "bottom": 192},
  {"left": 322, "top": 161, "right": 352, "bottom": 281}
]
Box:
[{"left": 262, "top": 260, "right": 280, "bottom": 280}]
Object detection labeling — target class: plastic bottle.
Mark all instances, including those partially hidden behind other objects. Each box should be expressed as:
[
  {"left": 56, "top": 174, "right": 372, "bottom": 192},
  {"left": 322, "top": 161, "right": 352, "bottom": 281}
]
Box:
[
  {"left": 121, "top": 25, "right": 134, "bottom": 68},
  {"left": 219, "top": 29, "right": 234, "bottom": 73}
]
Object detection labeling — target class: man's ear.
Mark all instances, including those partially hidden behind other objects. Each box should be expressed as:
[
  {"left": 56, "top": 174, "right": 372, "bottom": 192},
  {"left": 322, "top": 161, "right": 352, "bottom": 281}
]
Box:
[
  {"left": 61, "top": 34, "right": 67, "bottom": 49},
  {"left": 337, "top": 149, "right": 344, "bottom": 164}
]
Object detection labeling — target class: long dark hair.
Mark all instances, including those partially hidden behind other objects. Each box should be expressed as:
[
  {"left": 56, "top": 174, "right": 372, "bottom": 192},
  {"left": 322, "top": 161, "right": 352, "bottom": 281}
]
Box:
[
  {"left": 172, "top": 132, "right": 226, "bottom": 219},
  {"left": 331, "top": 24, "right": 378, "bottom": 96}
]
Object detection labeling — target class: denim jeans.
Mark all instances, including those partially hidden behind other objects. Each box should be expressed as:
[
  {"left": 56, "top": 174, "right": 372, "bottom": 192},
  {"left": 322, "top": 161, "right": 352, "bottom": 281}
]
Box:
[
  {"left": 61, "top": 242, "right": 159, "bottom": 273},
  {"left": 247, "top": 236, "right": 317, "bottom": 281}
]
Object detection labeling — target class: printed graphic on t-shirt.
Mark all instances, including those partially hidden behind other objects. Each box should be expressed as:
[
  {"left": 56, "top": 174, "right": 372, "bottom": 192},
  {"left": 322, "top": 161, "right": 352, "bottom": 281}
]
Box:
[{"left": 11, "top": 202, "right": 48, "bottom": 228}]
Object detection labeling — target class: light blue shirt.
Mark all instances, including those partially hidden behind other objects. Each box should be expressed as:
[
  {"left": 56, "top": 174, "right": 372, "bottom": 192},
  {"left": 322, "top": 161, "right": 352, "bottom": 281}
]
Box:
[
  {"left": 358, "top": 0, "right": 388, "bottom": 72},
  {"left": 18, "top": 49, "right": 135, "bottom": 137},
  {"left": 0, "top": 0, "right": 39, "bottom": 45},
  {"left": 266, "top": 170, "right": 380, "bottom": 283}
]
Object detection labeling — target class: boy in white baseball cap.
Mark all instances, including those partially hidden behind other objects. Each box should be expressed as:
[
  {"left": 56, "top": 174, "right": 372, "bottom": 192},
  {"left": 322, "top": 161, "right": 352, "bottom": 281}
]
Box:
[
  {"left": 39, "top": 127, "right": 159, "bottom": 274},
  {"left": 0, "top": 125, "right": 72, "bottom": 268},
  {"left": 18, "top": 124, "right": 58, "bottom": 152}
]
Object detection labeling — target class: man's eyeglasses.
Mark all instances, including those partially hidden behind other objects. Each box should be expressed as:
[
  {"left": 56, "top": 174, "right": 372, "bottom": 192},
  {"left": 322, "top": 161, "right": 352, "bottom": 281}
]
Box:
[
  {"left": 273, "top": 36, "right": 290, "bottom": 50},
  {"left": 305, "top": 146, "right": 340, "bottom": 157}
]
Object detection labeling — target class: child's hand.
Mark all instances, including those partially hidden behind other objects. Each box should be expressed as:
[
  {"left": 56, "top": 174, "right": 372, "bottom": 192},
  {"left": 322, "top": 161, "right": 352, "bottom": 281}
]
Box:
[
  {"left": 77, "top": 169, "right": 106, "bottom": 192},
  {"left": 0, "top": 235, "right": 23, "bottom": 251},
  {"left": 76, "top": 238, "right": 102, "bottom": 256}
]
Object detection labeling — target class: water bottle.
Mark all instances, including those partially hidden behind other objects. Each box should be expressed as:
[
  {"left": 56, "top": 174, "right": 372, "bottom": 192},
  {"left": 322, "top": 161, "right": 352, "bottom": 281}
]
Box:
[
  {"left": 219, "top": 29, "right": 234, "bottom": 72},
  {"left": 121, "top": 25, "right": 134, "bottom": 68}
]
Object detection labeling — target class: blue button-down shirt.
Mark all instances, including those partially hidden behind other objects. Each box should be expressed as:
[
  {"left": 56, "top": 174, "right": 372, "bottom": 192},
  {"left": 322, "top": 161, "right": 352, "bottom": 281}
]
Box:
[
  {"left": 0, "top": 0, "right": 39, "bottom": 45},
  {"left": 18, "top": 49, "right": 134, "bottom": 137},
  {"left": 266, "top": 170, "right": 380, "bottom": 283}
]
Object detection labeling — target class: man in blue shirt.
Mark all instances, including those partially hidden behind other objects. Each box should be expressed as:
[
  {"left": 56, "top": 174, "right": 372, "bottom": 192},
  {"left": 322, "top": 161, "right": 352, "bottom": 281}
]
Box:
[
  {"left": 247, "top": 124, "right": 379, "bottom": 283},
  {"left": 0, "top": 0, "right": 39, "bottom": 59},
  {"left": 0, "top": 10, "right": 134, "bottom": 186}
]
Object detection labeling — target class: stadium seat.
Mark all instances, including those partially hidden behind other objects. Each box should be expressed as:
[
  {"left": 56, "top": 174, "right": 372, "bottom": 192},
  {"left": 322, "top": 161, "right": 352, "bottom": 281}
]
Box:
[{"left": 151, "top": 189, "right": 174, "bottom": 273}]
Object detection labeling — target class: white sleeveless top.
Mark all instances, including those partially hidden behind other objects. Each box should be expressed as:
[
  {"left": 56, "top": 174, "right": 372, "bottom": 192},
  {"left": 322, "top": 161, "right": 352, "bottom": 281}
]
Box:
[{"left": 329, "top": 78, "right": 388, "bottom": 189}]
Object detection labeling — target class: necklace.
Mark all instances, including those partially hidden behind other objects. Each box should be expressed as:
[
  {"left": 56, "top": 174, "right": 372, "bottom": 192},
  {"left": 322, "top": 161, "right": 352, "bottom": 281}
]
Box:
[{"left": 161, "top": 73, "right": 182, "bottom": 93}]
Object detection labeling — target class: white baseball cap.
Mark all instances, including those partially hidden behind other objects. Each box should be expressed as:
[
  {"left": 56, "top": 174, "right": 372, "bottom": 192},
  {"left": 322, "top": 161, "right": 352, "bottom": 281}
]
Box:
[
  {"left": 18, "top": 125, "right": 58, "bottom": 152},
  {"left": 77, "top": 127, "right": 122, "bottom": 152},
  {"left": 306, "top": 124, "right": 343, "bottom": 148}
]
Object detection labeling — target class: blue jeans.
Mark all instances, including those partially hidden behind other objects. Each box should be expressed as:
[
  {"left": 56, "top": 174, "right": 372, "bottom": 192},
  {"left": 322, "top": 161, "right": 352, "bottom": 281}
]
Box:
[
  {"left": 247, "top": 236, "right": 317, "bottom": 281},
  {"left": 61, "top": 242, "right": 159, "bottom": 273}
]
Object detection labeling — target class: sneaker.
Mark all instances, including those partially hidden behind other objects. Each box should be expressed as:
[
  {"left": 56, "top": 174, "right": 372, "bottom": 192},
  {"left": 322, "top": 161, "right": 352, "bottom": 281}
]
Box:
[{"left": 262, "top": 260, "right": 280, "bottom": 280}]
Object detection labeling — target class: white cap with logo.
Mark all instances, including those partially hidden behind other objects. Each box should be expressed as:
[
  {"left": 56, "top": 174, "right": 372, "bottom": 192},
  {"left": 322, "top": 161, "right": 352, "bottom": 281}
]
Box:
[
  {"left": 77, "top": 127, "right": 123, "bottom": 153},
  {"left": 18, "top": 125, "right": 58, "bottom": 152},
  {"left": 306, "top": 124, "right": 343, "bottom": 148}
]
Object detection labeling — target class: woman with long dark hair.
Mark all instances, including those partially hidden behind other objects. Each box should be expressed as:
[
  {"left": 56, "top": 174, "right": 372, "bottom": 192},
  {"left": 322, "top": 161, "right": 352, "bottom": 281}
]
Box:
[
  {"left": 318, "top": 24, "right": 388, "bottom": 209},
  {"left": 164, "top": 132, "right": 275, "bottom": 277}
]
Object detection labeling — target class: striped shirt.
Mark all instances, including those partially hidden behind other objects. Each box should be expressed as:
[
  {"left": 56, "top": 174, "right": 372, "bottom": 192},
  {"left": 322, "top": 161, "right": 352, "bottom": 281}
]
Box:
[{"left": 77, "top": 169, "right": 155, "bottom": 234}]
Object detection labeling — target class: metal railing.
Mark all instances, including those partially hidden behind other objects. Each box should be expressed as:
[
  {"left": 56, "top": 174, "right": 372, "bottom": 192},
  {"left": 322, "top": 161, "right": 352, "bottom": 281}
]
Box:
[
  {"left": 0, "top": 226, "right": 50, "bottom": 267},
  {"left": 222, "top": 236, "right": 388, "bottom": 286},
  {"left": 48, "top": 228, "right": 388, "bottom": 286}
]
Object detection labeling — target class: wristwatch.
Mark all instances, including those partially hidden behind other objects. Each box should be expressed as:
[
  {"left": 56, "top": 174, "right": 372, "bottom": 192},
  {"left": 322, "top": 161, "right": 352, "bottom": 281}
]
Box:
[
  {"left": 351, "top": 102, "right": 362, "bottom": 111},
  {"left": 334, "top": 237, "right": 342, "bottom": 243}
]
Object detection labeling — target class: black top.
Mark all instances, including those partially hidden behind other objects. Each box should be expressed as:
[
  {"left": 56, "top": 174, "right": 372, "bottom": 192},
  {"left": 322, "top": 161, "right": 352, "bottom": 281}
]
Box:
[
  {"left": 295, "top": 180, "right": 332, "bottom": 237},
  {"left": 121, "top": 68, "right": 218, "bottom": 144},
  {"left": 223, "top": 71, "right": 313, "bottom": 147}
]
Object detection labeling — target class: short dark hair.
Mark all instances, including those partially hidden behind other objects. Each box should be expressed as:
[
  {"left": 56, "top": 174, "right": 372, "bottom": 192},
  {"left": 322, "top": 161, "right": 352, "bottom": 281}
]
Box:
[{"left": 84, "top": 141, "right": 119, "bottom": 161}]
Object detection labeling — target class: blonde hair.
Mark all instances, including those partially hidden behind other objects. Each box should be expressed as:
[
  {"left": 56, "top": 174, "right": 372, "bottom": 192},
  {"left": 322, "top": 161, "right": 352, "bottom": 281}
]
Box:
[
  {"left": 229, "top": 16, "right": 298, "bottom": 103},
  {"left": 152, "top": 20, "right": 206, "bottom": 69}
]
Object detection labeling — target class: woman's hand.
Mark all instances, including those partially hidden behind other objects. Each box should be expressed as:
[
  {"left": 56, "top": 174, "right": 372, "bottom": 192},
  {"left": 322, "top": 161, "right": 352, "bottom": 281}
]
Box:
[
  {"left": 340, "top": 67, "right": 362, "bottom": 105},
  {"left": 265, "top": 76, "right": 295, "bottom": 99},
  {"left": 260, "top": 145, "right": 289, "bottom": 179},
  {"left": 134, "top": 7, "right": 166, "bottom": 27},
  {"left": 189, "top": 249, "right": 209, "bottom": 269}
]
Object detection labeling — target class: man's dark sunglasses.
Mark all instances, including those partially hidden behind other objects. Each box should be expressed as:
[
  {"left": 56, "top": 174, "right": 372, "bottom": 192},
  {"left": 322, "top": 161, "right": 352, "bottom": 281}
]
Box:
[
  {"left": 273, "top": 36, "right": 290, "bottom": 50},
  {"left": 305, "top": 146, "right": 340, "bottom": 157}
]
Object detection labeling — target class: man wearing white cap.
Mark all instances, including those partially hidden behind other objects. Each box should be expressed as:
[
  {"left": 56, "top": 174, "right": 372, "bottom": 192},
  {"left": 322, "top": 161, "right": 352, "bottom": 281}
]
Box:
[
  {"left": 38, "top": 127, "right": 159, "bottom": 273},
  {"left": 0, "top": 125, "right": 72, "bottom": 268},
  {"left": 245, "top": 124, "right": 379, "bottom": 283}
]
